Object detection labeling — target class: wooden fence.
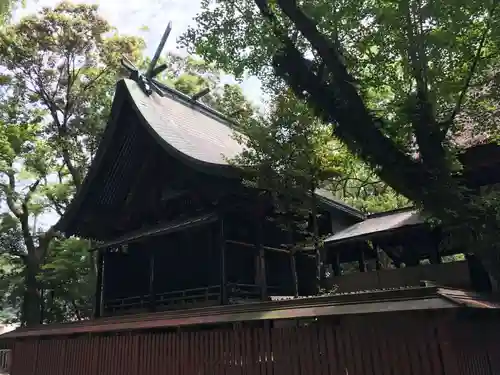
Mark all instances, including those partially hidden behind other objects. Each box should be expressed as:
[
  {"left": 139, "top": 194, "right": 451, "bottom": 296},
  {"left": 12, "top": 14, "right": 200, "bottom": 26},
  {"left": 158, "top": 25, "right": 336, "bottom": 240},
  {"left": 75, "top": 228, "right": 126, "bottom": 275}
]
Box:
[{"left": 9, "top": 314, "right": 500, "bottom": 375}]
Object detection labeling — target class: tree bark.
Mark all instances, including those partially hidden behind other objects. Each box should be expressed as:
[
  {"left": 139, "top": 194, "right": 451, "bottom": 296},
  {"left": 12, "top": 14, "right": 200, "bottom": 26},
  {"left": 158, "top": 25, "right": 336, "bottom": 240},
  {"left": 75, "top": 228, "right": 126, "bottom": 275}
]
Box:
[{"left": 22, "top": 256, "right": 42, "bottom": 326}]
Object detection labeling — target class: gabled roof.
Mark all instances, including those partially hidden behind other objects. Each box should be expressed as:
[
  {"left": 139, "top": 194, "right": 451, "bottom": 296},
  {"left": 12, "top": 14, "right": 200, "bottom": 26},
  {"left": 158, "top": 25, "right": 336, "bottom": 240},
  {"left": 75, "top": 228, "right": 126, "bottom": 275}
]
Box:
[
  {"left": 324, "top": 207, "right": 424, "bottom": 245},
  {"left": 57, "top": 79, "right": 363, "bottom": 237}
]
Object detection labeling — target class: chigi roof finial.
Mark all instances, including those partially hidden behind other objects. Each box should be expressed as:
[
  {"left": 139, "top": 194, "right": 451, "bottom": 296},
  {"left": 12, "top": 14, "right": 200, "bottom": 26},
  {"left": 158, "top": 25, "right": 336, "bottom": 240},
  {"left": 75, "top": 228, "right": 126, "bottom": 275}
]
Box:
[{"left": 120, "top": 21, "right": 173, "bottom": 96}]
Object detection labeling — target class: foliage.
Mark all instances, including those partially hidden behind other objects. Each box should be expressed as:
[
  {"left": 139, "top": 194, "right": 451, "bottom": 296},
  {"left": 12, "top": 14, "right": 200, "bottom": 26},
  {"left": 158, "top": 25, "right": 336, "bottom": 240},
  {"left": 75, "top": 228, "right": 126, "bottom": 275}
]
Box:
[
  {"left": 38, "top": 238, "right": 94, "bottom": 323},
  {"left": 0, "top": 1, "right": 144, "bottom": 325},
  {"left": 327, "top": 148, "right": 409, "bottom": 212},
  {"left": 0, "top": 0, "right": 21, "bottom": 26},
  {"left": 181, "top": 0, "right": 410, "bottom": 213},
  {"left": 182, "top": 0, "right": 500, "bottom": 280}
]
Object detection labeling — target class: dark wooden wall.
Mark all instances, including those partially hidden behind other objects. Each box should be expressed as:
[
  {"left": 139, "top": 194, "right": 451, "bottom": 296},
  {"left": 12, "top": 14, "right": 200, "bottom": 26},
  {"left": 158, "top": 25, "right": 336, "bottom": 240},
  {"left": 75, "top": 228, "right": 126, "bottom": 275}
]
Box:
[{"left": 9, "top": 311, "right": 500, "bottom": 375}]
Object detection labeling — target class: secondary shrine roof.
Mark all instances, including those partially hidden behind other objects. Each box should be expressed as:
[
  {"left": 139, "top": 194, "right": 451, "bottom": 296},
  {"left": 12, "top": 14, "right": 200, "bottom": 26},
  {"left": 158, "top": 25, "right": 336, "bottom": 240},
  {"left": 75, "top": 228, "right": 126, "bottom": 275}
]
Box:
[{"left": 324, "top": 208, "right": 424, "bottom": 245}]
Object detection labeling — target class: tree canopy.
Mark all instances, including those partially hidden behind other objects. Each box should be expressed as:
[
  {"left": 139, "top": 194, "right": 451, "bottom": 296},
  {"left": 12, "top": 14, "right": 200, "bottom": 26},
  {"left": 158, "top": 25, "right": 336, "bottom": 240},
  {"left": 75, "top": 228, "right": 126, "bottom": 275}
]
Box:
[
  {"left": 181, "top": 0, "right": 500, "bottom": 280},
  {"left": 0, "top": 1, "right": 145, "bottom": 325}
]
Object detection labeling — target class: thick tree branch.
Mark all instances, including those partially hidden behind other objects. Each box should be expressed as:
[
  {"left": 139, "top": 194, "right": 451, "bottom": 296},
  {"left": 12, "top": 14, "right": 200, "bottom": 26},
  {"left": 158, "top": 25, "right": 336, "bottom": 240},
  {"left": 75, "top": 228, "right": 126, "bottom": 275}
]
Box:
[
  {"left": 256, "top": 0, "right": 467, "bottom": 217},
  {"left": 0, "top": 171, "right": 22, "bottom": 218}
]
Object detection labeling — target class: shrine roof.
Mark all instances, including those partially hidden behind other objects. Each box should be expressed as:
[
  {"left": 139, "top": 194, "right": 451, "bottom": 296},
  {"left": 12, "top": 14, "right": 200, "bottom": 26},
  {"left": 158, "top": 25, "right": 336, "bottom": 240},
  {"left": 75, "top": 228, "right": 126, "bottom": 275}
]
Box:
[
  {"left": 324, "top": 207, "right": 424, "bottom": 245},
  {"left": 57, "top": 78, "right": 363, "bottom": 238}
]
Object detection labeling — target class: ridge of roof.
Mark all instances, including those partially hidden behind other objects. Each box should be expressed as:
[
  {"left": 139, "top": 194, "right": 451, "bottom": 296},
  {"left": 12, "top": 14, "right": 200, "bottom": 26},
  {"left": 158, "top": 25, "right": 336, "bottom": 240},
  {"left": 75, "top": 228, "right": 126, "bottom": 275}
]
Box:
[
  {"left": 150, "top": 78, "right": 241, "bottom": 131},
  {"left": 367, "top": 206, "right": 418, "bottom": 218}
]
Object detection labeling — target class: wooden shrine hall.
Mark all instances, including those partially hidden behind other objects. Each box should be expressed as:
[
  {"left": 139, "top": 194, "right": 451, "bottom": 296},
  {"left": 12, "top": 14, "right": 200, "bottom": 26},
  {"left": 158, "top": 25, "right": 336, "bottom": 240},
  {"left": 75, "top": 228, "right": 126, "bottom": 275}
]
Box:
[
  {"left": 318, "top": 142, "right": 500, "bottom": 294},
  {"left": 56, "top": 78, "right": 365, "bottom": 317}
]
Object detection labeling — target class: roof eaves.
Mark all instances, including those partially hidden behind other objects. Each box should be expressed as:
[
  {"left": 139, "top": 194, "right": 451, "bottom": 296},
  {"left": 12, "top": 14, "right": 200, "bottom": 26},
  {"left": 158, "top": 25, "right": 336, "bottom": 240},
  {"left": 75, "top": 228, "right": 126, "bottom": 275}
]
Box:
[
  {"left": 314, "top": 190, "right": 366, "bottom": 220},
  {"left": 0, "top": 286, "right": 453, "bottom": 340},
  {"left": 55, "top": 81, "right": 129, "bottom": 236}
]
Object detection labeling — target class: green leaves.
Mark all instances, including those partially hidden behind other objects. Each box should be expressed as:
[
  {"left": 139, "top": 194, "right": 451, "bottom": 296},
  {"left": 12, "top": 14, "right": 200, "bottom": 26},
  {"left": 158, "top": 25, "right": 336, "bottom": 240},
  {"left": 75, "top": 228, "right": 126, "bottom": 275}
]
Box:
[{"left": 0, "top": 1, "right": 145, "bottom": 325}]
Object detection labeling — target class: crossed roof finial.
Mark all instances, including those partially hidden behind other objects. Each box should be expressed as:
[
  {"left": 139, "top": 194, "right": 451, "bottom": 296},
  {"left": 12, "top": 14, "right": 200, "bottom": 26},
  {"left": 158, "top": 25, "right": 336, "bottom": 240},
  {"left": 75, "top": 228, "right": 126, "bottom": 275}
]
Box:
[{"left": 120, "top": 22, "right": 173, "bottom": 97}]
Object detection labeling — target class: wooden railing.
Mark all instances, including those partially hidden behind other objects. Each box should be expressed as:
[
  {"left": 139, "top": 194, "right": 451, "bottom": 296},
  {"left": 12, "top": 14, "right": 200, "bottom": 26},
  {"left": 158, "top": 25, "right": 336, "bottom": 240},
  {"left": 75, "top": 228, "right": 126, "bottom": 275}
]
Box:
[
  {"left": 156, "top": 285, "right": 221, "bottom": 307},
  {"left": 331, "top": 260, "right": 471, "bottom": 293},
  {"left": 104, "top": 285, "right": 221, "bottom": 313},
  {"left": 104, "top": 284, "right": 284, "bottom": 314}
]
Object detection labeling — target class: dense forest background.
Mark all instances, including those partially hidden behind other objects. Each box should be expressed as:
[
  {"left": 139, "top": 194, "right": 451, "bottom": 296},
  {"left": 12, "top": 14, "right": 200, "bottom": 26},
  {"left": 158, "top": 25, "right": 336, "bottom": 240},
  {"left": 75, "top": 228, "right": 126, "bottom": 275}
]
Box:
[{"left": 0, "top": 0, "right": 498, "bottom": 325}]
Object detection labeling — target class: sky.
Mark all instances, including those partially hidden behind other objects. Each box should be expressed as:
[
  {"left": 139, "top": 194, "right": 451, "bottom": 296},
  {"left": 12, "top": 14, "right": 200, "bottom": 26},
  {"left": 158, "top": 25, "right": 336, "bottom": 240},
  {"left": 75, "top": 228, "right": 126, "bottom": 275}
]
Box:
[
  {"left": 12, "top": 0, "right": 264, "bottom": 228},
  {"left": 14, "top": 0, "right": 263, "bottom": 104}
]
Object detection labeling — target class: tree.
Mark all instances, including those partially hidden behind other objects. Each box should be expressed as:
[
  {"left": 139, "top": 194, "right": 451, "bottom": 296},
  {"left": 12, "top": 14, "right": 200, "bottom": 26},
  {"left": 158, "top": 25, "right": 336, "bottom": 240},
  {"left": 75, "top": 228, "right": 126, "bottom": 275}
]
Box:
[
  {"left": 232, "top": 89, "right": 346, "bottom": 293},
  {"left": 181, "top": 0, "right": 500, "bottom": 280},
  {"left": 0, "top": 1, "right": 145, "bottom": 325},
  {"left": 0, "top": 0, "right": 20, "bottom": 25}
]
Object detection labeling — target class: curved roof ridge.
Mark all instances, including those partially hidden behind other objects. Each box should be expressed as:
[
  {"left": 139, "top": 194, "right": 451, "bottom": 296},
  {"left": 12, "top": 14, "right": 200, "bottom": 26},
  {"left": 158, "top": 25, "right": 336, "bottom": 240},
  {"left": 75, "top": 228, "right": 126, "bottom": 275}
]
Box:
[{"left": 123, "top": 79, "right": 246, "bottom": 170}]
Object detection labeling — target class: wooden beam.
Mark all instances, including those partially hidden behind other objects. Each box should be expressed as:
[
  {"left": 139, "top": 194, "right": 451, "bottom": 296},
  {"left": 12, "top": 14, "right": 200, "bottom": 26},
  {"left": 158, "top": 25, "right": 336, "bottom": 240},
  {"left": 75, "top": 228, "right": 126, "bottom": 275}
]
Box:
[
  {"left": 358, "top": 248, "right": 367, "bottom": 272},
  {"left": 333, "top": 251, "right": 341, "bottom": 276},
  {"left": 375, "top": 247, "right": 382, "bottom": 270},
  {"left": 255, "top": 218, "right": 267, "bottom": 300},
  {"left": 90, "top": 213, "right": 218, "bottom": 252},
  {"left": 225, "top": 239, "right": 290, "bottom": 253},
  {"left": 289, "top": 251, "right": 298, "bottom": 297}
]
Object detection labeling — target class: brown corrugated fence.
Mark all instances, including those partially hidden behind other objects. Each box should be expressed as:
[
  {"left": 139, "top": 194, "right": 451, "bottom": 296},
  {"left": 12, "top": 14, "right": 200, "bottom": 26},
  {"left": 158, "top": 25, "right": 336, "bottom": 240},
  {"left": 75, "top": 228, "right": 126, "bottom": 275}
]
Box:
[{"left": 9, "top": 314, "right": 500, "bottom": 375}]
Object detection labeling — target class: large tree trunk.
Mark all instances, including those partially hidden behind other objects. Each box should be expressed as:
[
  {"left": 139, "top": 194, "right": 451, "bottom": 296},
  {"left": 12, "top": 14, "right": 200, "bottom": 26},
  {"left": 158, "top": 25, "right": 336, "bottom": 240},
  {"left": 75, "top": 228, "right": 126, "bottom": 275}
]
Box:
[{"left": 22, "top": 255, "right": 42, "bottom": 326}]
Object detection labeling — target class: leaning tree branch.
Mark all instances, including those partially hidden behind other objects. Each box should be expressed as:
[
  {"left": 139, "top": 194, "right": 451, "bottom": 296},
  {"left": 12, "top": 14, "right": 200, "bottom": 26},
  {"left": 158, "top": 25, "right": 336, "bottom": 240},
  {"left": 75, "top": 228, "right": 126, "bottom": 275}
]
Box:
[{"left": 254, "top": 0, "right": 467, "bottom": 217}]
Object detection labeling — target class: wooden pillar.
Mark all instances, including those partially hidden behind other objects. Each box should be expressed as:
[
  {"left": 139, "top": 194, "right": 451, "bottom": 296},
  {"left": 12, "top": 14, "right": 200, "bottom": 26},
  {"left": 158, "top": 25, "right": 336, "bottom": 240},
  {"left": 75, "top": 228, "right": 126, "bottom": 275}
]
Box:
[
  {"left": 148, "top": 248, "right": 156, "bottom": 312},
  {"left": 289, "top": 250, "right": 298, "bottom": 297},
  {"left": 216, "top": 219, "right": 228, "bottom": 305},
  {"left": 375, "top": 246, "right": 382, "bottom": 270},
  {"left": 429, "top": 228, "right": 443, "bottom": 264},
  {"left": 93, "top": 250, "right": 104, "bottom": 318},
  {"left": 430, "top": 246, "right": 442, "bottom": 264},
  {"left": 255, "top": 218, "right": 267, "bottom": 300},
  {"left": 285, "top": 211, "right": 298, "bottom": 297},
  {"left": 358, "top": 248, "right": 366, "bottom": 272},
  {"left": 333, "top": 251, "right": 341, "bottom": 276}
]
